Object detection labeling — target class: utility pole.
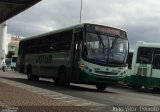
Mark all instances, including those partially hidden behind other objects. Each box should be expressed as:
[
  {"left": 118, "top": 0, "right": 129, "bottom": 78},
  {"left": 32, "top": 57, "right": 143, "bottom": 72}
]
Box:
[
  {"left": 80, "top": 0, "right": 83, "bottom": 23},
  {"left": 0, "top": 21, "right": 7, "bottom": 66}
]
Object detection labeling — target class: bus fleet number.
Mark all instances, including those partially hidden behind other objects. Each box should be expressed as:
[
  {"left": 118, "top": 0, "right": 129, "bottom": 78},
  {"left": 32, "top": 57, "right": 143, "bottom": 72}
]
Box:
[{"left": 36, "top": 55, "right": 52, "bottom": 64}]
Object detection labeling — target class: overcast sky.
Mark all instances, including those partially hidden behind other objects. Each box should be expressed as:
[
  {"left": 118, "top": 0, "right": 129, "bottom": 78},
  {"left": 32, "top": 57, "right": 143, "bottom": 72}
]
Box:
[{"left": 7, "top": 0, "right": 160, "bottom": 48}]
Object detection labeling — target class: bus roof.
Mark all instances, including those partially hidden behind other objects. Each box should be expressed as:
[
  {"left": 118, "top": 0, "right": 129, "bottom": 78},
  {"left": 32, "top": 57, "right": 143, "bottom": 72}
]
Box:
[
  {"left": 136, "top": 42, "right": 160, "bottom": 48},
  {"left": 21, "top": 23, "right": 85, "bottom": 42},
  {"left": 21, "top": 23, "right": 126, "bottom": 42}
]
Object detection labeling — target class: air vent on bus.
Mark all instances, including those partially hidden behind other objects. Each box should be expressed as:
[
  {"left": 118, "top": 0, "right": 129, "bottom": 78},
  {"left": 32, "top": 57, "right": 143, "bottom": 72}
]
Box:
[{"left": 137, "top": 67, "right": 147, "bottom": 76}]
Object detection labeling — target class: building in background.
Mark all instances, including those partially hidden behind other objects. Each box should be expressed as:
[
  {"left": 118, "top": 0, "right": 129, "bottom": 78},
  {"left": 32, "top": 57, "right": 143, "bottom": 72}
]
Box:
[
  {"left": 5, "top": 35, "right": 21, "bottom": 70},
  {"left": 0, "top": 0, "right": 41, "bottom": 69},
  {"left": 7, "top": 36, "right": 21, "bottom": 58}
]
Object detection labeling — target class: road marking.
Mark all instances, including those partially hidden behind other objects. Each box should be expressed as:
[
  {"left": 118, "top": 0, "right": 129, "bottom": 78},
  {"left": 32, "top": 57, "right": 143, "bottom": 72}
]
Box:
[
  {"left": 147, "top": 104, "right": 153, "bottom": 106},
  {"left": 46, "top": 94, "right": 60, "bottom": 97},
  {"left": 53, "top": 97, "right": 69, "bottom": 99},
  {"left": 119, "top": 98, "right": 124, "bottom": 101},
  {"left": 76, "top": 102, "right": 93, "bottom": 106},
  {"left": 63, "top": 100, "right": 78, "bottom": 102}
]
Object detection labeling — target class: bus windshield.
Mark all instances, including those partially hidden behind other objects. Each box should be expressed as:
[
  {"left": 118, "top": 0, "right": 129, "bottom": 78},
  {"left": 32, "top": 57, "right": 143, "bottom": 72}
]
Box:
[{"left": 84, "top": 32, "right": 128, "bottom": 66}]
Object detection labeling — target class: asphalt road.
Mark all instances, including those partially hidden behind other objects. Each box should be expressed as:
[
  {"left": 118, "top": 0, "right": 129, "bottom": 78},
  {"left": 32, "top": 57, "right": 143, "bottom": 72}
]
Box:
[{"left": 0, "top": 70, "right": 160, "bottom": 107}]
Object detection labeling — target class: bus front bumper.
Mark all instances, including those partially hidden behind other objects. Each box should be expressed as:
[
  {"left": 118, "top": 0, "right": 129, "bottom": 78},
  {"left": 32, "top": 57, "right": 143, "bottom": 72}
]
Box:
[{"left": 79, "top": 70, "right": 125, "bottom": 85}]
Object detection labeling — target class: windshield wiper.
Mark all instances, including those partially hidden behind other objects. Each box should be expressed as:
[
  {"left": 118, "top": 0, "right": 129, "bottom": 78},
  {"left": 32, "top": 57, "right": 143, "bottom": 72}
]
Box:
[
  {"left": 109, "top": 35, "right": 119, "bottom": 52},
  {"left": 96, "top": 32, "right": 108, "bottom": 53}
]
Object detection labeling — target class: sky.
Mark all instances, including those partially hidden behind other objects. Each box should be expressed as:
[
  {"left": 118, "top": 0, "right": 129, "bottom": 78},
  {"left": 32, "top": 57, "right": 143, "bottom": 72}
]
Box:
[{"left": 7, "top": 0, "right": 160, "bottom": 49}]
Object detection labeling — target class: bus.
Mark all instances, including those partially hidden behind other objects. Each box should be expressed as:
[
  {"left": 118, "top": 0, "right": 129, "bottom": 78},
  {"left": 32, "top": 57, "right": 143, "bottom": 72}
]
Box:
[
  {"left": 17, "top": 23, "right": 128, "bottom": 91},
  {"left": 126, "top": 41, "right": 160, "bottom": 89}
]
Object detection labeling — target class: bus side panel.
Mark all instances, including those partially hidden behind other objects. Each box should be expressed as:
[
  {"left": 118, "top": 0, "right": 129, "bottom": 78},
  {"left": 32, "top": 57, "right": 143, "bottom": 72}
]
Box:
[{"left": 24, "top": 51, "right": 70, "bottom": 78}]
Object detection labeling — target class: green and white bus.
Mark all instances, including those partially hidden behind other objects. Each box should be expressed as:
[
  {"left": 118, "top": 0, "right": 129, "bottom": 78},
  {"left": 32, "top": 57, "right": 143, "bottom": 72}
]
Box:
[
  {"left": 126, "top": 41, "right": 160, "bottom": 89},
  {"left": 17, "top": 23, "right": 128, "bottom": 91}
]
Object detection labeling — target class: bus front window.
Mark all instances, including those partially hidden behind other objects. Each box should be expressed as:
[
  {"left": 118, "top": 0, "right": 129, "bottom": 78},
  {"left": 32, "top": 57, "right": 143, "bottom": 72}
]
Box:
[
  {"left": 84, "top": 32, "right": 128, "bottom": 66},
  {"left": 109, "top": 37, "right": 128, "bottom": 65}
]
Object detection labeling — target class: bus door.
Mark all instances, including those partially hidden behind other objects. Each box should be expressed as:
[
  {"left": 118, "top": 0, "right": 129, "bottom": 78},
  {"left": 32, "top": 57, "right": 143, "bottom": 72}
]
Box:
[
  {"left": 19, "top": 44, "right": 25, "bottom": 73},
  {"left": 135, "top": 48, "right": 153, "bottom": 86},
  {"left": 70, "top": 29, "right": 83, "bottom": 81},
  {"left": 151, "top": 50, "right": 160, "bottom": 86}
]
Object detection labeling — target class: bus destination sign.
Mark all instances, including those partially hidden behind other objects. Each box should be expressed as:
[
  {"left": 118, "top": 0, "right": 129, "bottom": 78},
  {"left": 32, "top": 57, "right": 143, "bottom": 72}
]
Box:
[{"left": 95, "top": 26, "right": 121, "bottom": 36}]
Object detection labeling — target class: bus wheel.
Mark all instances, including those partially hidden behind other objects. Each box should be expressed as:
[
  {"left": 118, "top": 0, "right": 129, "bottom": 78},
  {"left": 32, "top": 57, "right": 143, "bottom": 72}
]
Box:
[
  {"left": 27, "top": 66, "right": 34, "bottom": 81},
  {"left": 53, "top": 78, "right": 59, "bottom": 85},
  {"left": 58, "top": 67, "right": 70, "bottom": 87},
  {"left": 96, "top": 84, "right": 107, "bottom": 91},
  {"left": 33, "top": 76, "right": 39, "bottom": 81},
  {"left": 131, "top": 85, "right": 142, "bottom": 89}
]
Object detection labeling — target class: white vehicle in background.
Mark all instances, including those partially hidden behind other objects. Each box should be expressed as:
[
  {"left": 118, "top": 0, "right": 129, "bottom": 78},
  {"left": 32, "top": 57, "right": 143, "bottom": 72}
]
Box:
[{"left": 125, "top": 41, "right": 160, "bottom": 89}]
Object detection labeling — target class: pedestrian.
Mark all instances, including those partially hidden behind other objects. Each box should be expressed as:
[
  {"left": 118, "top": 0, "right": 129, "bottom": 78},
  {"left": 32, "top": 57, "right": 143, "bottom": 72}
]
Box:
[{"left": 2, "top": 62, "right": 6, "bottom": 72}]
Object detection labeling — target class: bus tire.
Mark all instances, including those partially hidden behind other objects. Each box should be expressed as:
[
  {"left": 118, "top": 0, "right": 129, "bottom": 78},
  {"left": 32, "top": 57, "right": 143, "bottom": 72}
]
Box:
[
  {"left": 131, "top": 85, "right": 142, "bottom": 89},
  {"left": 96, "top": 84, "right": 107, "bottom": 91},
  {"left": 53, "top": 78, "right": 59, "bottom": 85},
  {"left": 27, "top": 66, "right": 34, "bottom": 81},
  {"left": 58, "top": 67, "right": 70, "bottom": 87},
  {"left": 33, "top": 75, "right": 39, "bottom": 81}
]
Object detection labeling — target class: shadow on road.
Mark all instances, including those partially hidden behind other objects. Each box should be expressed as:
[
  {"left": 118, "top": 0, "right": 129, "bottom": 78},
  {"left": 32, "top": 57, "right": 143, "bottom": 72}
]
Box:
[
  {"left": 110, "top": 85, "right": 160, "bottom": 95},
  {"left": 0, "top": 76, "right": 117, "bottom": 94}
]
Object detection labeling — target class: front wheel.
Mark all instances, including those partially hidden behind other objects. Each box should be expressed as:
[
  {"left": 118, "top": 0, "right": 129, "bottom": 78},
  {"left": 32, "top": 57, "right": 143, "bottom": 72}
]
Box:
[
  {"left": 55, "top": 67, "right": 70, "bottom": 87},
  {"left": 96, "top": 84, "right": 107, "bottom": 91}
]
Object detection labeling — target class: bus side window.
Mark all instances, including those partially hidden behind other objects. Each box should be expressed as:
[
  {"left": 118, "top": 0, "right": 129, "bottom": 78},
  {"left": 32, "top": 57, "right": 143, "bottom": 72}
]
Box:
[{"left": 153, "top": 52, "right": 160, "bottom": 69}]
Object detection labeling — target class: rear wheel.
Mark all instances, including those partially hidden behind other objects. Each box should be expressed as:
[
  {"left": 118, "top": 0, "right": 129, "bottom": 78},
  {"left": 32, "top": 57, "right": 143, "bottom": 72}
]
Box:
[
  {"left": 27, "top": 66, "right": 39, "bottom": 81},
  {"left": 27, "top": 66, "right": 34, "bottom": 80},
  {"left": 96, "top": 84, "right": 107, "bottom": 91}
]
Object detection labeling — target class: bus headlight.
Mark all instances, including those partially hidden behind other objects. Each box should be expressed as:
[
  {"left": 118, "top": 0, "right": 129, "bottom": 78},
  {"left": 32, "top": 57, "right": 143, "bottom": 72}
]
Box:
[{"left": 80, "top": 64, "right": 85, "bottom": 68}]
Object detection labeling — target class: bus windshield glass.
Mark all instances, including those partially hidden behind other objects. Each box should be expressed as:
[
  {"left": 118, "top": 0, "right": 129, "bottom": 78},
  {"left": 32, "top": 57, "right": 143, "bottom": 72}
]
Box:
[{"left": 84, "top": 32, "right": 128, "bottom": 66}]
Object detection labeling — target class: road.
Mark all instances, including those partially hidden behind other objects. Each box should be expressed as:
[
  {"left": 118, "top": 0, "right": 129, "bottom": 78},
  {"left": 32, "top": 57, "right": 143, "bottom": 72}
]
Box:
[{"left": 0, "top": 70, "right": 160, "bottom": 112}]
